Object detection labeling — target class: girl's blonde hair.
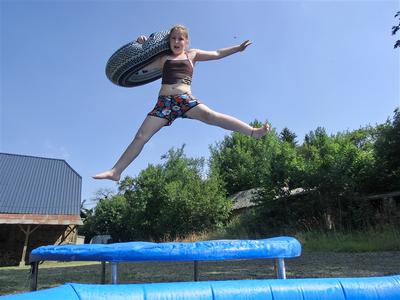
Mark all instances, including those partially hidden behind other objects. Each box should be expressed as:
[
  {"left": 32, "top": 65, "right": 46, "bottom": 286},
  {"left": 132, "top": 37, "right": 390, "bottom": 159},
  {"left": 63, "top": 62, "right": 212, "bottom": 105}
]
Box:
[{"left": 169, "top": 24, "right": 189, "bottom": 39}]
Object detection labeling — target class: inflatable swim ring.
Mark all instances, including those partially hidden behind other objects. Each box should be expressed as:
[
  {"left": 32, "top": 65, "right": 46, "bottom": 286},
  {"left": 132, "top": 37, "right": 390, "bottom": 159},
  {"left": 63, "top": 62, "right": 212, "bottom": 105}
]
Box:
[{"left": 105, "top": 30, "right": 170, "bottom": 87}]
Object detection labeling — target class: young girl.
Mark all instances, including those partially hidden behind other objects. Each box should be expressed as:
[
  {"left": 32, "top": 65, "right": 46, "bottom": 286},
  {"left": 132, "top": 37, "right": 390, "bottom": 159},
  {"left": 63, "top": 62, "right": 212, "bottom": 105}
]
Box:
[{"left": 94, "top": 25, "right": 270, "bottom": 181}]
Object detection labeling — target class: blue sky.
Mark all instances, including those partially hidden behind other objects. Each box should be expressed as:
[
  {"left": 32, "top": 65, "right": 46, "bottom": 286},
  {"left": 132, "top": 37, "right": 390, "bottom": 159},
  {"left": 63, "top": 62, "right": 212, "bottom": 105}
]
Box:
[{"left": 1, "top": 0, "right": 399, "bottom": 206}]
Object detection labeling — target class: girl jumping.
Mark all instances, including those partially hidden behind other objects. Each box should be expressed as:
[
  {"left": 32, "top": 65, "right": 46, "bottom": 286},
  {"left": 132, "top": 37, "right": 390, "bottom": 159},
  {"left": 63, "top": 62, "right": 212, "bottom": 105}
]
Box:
[{"left": 94, "top": 24, "right": 270, "bottom": 181}]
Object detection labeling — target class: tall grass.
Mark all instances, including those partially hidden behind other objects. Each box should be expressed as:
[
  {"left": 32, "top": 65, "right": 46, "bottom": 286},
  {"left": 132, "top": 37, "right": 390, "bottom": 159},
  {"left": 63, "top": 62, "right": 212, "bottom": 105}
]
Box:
[
  {"left": 178, "top": 218, "right": 400, "bottom": 252},
  {"left": 296, "top": 228, "right": 400, "bottom": 252}
]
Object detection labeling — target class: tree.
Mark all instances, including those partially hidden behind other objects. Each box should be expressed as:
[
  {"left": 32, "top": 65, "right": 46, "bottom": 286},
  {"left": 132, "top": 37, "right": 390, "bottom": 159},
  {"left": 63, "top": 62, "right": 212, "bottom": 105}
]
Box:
[
  {"left": 374, "top": 108, "right": 400, "bottom": 192},
  {"left": 252, "top": 125, "right": 383, "bottom": 232},
  {"left": 118, "top": 146, "right": 230, "bottom": 241},
  {"left": 92, "top": 195, "right": 129, "bottom": 241},
  {"left": 79, "top": 188, "right": 117, "bottom": 242},
  {"left": 209, "top": 120, "right": 281, "bottom": 195},
  {"left": 279, "top": 127, "right": 298, "bottom": 147},
  {"left": 393, "top": 11, "right": 400, "bottom": 48}
]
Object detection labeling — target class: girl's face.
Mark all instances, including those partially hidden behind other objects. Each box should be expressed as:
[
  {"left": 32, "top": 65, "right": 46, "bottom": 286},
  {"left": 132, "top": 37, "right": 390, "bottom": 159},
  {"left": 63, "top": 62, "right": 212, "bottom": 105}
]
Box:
[{"left": 169, "top": 29, "right": 188, "bottom": 55}]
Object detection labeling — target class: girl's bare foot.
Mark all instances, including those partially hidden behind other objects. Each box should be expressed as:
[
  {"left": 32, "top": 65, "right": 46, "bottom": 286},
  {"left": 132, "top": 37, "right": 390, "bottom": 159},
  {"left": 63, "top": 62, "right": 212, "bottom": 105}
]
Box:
[
  {"left": 251, "top": 123, "right": 270, "bottom": 139},
  {"left": 92, "top": 169, "right": 121, "bottom": 181}
]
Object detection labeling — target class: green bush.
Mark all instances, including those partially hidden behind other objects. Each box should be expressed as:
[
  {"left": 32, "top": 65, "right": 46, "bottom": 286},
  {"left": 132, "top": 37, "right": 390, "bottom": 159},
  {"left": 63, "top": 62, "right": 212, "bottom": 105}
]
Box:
[{"left": 83, "top": 146, "right": 231, "bottom": 242}]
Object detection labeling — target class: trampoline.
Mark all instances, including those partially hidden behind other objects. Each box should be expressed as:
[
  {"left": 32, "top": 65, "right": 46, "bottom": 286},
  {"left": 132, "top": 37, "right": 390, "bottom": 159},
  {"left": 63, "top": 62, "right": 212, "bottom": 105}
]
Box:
[
  {"left": 2, "top": 276, "right": 400, "bottom": 299},
  {"left": 2, "top": 237, "right": 399, "bottom": 299},
  {"left": 29, "top": 237, "right": 301, "bottom": 289}
]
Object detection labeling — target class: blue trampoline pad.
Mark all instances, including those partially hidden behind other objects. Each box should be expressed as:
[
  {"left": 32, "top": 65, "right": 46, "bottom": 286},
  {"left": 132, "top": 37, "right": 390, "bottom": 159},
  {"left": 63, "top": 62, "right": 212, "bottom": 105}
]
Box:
[
  {"left": 2, "top": 276, "right": 400, "bottom": 300},
  {"left": 30, "top": 236, "right": 301, "bottom": 263}
]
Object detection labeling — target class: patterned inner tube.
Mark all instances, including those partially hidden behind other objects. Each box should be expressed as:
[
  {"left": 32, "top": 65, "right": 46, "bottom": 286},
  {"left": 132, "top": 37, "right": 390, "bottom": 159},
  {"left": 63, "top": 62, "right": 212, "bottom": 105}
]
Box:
[{"left": 105, "top": 31, "right": 170, "bottom": 87}]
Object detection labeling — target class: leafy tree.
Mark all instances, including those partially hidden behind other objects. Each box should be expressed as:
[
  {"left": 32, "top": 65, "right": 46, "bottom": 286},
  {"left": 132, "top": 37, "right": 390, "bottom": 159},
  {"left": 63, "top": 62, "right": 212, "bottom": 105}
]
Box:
[
  {"left": 253, "top": 125, "right": 384, "bottom": 232},
  {"left": 374, "top": 108, "right": 400, "bottom": 192},
  {"left": 393, "top": 11, "right": 400, "bottom": 48},
  {"left": 342, "top": 127, "right": 377, "bottom": 193},
  {"left": 209, "top": 120, "right": 280, "bottom": 195},
  {"left": 299, "top": 128, "right": 375, "bottom": 229},
  {"left": 90, "top": 195, "right": 129, "bottom": 241},
  {"left": 119, "top": 146, "right": 230, "bottom": 241},
  {"left": 279, "top": 127, "right": 298, "bottom": 147},
  {"left": 79, "top": 194, "right": 128, "bottom": 242},
  {"left": 78, "top": 207, "right": 96, "bottom": 243}
]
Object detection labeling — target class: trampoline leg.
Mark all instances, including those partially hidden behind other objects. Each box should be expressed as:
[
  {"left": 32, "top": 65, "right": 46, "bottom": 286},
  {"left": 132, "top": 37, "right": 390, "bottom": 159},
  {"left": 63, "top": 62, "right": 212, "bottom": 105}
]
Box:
[
  {"left": 101, "top": 261, "right": 106, "bottom": 284},
  {"left": 274, "top": 258, "right": 286, "bottom": 279},
  {"left": 30, "top": 262, "right": 39, "bottom": 291},
  {"left": 194, "top": 261, "right": 199, "bottom": 281},
  {"left": 111, "top": 262, "right": 118, "bottom": 284}
]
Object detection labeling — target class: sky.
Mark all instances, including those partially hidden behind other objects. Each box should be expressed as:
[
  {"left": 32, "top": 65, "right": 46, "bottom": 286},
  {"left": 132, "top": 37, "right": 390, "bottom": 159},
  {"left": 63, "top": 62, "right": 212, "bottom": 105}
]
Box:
[{"left": 1, "top": 0, "right": 399, "bottom": 207}]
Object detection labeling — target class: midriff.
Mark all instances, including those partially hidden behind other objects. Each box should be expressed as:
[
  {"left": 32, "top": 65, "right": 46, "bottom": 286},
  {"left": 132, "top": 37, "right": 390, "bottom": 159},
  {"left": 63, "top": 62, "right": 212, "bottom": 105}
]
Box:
[{"left": 159, "top": 83, "right": 191, "bottom": 96}]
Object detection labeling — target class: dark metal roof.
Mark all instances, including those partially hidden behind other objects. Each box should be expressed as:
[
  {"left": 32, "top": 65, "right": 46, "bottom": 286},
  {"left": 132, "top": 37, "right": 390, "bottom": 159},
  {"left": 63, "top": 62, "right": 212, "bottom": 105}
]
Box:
[
  {"left": 231, "top": 188, "right": 259, "bottom": 210},
  {"left": 0, "top": 153, "right": 82, "bottom": 215},
  {"left": 231, "top": 187, "right": 308, "bottom": 211}
]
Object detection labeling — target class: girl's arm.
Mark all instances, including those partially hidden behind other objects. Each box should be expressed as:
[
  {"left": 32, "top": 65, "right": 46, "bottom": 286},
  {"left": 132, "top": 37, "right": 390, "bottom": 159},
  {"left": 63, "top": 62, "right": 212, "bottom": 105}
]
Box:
[
  {"left": 135, "top": 35, "right": 164, "bottom": 72},
  {"left": 192, "top": 40, "right": 252, "bottom": 62}
]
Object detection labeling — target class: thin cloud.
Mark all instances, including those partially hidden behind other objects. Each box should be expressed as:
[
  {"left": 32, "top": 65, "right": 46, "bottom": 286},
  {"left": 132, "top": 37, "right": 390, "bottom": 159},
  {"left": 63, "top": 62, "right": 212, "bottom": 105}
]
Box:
[{"left": 44, "top": 140, "right": 71, "bottom": 160}]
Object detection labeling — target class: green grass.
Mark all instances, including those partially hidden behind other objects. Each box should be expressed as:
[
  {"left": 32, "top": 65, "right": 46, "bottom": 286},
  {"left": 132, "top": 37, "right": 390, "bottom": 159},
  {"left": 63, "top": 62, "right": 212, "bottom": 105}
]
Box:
[
  {"left": 0, "top": 262, "right": 103, "bottom": 295},
  {"left": 296, "top": 228, "right": 400, "bottom": 252},
  {"left": 182, "top": 225, "right": 400, "bottom": 253}
]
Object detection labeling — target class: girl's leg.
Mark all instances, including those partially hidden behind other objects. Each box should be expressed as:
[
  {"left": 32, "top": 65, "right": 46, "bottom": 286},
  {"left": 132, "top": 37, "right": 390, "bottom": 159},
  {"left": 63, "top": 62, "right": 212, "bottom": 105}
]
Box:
[
  {"left": 93, "top": 115, "right": 168, "bottom": 181},
  {"left": 185, "top": 104, "right": 270, "bottom": 138}
]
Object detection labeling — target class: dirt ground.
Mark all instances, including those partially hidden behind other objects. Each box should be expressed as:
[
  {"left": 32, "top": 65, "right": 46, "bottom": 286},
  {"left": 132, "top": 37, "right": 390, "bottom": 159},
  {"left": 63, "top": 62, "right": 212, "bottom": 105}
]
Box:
[
  {"left": 117, "top": 251, "right": 400, "bottom": 283},
  {"left": 1, "top": 251, "right": 399, "bottom": 295}
]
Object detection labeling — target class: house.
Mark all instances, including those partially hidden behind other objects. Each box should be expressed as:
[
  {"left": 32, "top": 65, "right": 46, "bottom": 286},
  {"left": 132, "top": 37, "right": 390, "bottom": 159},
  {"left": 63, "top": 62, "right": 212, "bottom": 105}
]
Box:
[
  {"left": 231, "top": 187, "right": 400, "bottom": 230},
  {"left": 366, "top": 191, "right": 400, "bottom": 226},
  {"left": 231, "top": 188, "right": 260, "bottom": 216},
  {"left": 231, "top": 187, "right": 308, "bottom": 216},
  {"left": 0, "top": 153, "right": 83, "bottom": 266}
]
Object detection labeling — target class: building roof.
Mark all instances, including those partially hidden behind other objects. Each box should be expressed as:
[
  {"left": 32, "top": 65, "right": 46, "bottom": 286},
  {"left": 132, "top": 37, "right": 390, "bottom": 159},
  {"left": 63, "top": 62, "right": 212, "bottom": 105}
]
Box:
[
  {"left": 231, "top": 188, "right": 260, "bottom": 210},
  {"left": 231, "top": 187, "right": 308, "bottom": 211},
  {"left": 0, "top": 153, "right": 82, "bottom": 218}
]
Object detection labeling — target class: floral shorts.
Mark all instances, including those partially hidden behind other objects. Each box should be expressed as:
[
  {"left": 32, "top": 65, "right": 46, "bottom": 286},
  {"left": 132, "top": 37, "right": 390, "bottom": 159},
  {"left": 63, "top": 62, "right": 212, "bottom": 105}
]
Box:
[{"left": 148, "top": 93, "right": 201, "bottom": 126}]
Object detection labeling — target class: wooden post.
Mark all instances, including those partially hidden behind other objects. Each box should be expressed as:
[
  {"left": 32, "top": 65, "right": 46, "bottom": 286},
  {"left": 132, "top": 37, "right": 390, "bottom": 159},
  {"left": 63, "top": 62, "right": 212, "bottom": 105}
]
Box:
[
  {"left": 57, "top": 225, "right": 77, "bottom": 245},
  {"left": 18, "top": 224, "right": 40, "bottom": 267},
  {"left": 19, "top": 225, "right": 31, "bottom": 267}
]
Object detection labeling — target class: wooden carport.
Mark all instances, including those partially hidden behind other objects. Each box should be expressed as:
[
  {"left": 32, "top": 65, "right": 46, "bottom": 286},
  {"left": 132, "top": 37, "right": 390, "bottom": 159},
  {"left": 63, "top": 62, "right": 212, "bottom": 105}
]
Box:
[
  {"left": 0, "top": 213, "right": 82, "bottom": 266},
  {"left": 0, "top": 153, "right": 83, "bottom": 266}
]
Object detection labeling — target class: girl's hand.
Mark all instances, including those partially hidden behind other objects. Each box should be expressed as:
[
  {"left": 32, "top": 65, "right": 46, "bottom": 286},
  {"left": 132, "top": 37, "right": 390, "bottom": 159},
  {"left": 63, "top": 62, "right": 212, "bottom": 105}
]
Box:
[
  {"left": 136, "top": 35, "right": 148, "bottom": 44},
  {"left": 239, "top": 40, "right": 252, "bottom": 52}
]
